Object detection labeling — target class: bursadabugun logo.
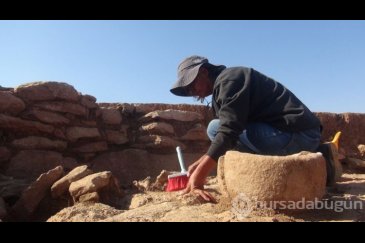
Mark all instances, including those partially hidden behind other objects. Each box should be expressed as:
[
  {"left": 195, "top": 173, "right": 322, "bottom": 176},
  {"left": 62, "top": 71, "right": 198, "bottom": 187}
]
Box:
[
  {"left": 231, "top": 193, "right": 364, "bottom": 219},
  {"left": 231, "top": 193, "right": 257, "bottom": 219}
]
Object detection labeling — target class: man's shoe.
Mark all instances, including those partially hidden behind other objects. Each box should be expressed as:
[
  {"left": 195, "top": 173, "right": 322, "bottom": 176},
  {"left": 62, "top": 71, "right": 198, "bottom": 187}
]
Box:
[{"left": 317, "top": 142, "right": 343, "bottom": 186}]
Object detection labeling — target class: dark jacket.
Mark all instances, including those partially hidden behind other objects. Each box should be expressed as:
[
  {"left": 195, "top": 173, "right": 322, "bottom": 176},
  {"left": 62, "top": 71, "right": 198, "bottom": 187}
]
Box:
[{"left": 206, "top": 66, "right": 321, "bottom": 161}]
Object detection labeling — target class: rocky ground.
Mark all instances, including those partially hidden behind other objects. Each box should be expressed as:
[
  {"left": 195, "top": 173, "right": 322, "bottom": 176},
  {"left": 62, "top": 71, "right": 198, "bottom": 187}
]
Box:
[{"left": 47, "top": 166, "right": 365, "bottom": 222}]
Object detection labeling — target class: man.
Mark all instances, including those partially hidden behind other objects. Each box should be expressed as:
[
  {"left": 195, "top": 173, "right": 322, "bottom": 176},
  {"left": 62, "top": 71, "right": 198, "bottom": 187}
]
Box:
[{"left": 170, "top": 55, "right": 336, "bottom": 202}]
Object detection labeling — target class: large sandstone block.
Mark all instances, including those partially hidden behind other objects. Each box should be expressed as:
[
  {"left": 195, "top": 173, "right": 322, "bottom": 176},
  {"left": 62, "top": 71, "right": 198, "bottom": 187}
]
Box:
[
  {"left": 69, "top": 171, "right": 112, "bottom": 201},
  {"left": 0, "top": 114, "right": 54, "bottom": 135},
  {"left": 0, "top": 91, "right": 25, "bottom": 115},
  {"left": 140, "top": 109, "right": 203, "bottom": 122},
  {"left": 105, "top": 129, "right": 129, "bottom": 145},
  {"left": 25, "top": 108, "right": 70, "bottom": 125},
  {"left": 11, "top": 166, "right": 64, "bottom": 219},
  {"left": 6, "top": 150, "right": 65, "bottom": 180},
  {"left": 80, "top": 95, "right": 98, "bottom": 109},
  {"left": 51, "top": 165, "right": 93, "bottom": 198},
  {"left": 11, "top": 136, "right": 67, "bottom": 151},
  {"left": 34, "top": 101, "right": 87, "bottom": 117},
  {"left": 140, "top": 122, "right": 175, "bottom": 135},
  {"left": 181, "top": 124, "right": 208, "bottom": 141},
  {"left": 218, "top": 151, "right": 326, "bottom": 202},
  {"left": 136, "top": 135, "right": 185, "bottom": 151},
  {"left": 66, "top": 127, "right": 101, "bottom": 142},
  {"left": 14, "top": 82, "right": 79, "bottom": 102},
  {"left": 100, "top": 107, "right": 122, "bottom": 125},
  {"left": 91, "top": 149, "right": 153, "bottom": 186},
  {"left": 72, "top": 141, "right": 108, "bottom": 153},
  {"left": 133, "top": 104, "right": 211, "bottom": 120}
]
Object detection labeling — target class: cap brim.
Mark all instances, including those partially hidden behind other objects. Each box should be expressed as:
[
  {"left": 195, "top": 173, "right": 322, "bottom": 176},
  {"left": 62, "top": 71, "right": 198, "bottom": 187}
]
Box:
[{"left": 170, "top": 63, "right": 203, "bottom": 96}]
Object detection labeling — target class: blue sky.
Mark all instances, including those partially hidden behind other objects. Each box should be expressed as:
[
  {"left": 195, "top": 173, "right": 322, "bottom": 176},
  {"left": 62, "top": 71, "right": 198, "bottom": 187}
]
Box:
[{"left": 0, "top": 20, "right": 364, "bottom": 112}]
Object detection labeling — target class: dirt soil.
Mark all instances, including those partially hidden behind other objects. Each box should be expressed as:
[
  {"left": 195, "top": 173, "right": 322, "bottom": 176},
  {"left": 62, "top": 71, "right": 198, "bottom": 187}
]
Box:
[{"left": 47, "top": 166, "right": 365, "bottom": 222}]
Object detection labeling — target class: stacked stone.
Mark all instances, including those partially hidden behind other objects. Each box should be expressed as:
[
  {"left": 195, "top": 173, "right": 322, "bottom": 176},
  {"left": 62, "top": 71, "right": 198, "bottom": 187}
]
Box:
[
  {"left": 316, "top": 112, "right": 365, "bottom": 158},
  {"left": 0, "top": 81, "right": 213, "bottom": 192},
  {"left": 0, "top": 82, "right": 130, "bottom": 181},
  {"left": 135, "top": 109, "right": 210, "bottom": 153},
  {"left": 6, "top": 165, "right": 121, "bottom": 221}
]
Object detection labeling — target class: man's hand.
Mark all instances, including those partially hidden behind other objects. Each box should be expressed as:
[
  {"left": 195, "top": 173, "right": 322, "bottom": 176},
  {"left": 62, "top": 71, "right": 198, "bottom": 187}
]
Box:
[{"left": 181, "top": 155, "right": 217, "bottom": 203}]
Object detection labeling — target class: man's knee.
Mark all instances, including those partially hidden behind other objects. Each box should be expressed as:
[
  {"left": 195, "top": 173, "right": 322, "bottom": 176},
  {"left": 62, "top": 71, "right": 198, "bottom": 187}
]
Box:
[{"left": 207, "top": 119, "right": 220, "bottom": 141}]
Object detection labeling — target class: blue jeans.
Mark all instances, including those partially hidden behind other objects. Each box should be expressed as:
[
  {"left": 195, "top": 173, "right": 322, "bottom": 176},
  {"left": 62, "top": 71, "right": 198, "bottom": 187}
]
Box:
[{"left": 207, "top": 119, "right": 321, "bottom": 156}]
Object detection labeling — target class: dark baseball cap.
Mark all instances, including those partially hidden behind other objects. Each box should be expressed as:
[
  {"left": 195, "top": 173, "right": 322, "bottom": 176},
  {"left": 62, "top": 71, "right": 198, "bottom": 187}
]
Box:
[{"left": 170, "top": 55, "right": 208, "bottom": 96}]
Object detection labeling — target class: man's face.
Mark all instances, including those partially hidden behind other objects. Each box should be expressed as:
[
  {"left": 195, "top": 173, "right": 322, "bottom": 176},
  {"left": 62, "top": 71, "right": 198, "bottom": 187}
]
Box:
[{"left": 187, "top": 68, "right": 213, "bottom": 98}]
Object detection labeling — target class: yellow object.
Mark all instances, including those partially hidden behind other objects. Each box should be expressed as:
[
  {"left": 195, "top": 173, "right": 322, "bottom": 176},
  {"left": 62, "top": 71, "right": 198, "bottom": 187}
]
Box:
[{"left": 331, "top": 131, "right": 342, "bottom": 150}]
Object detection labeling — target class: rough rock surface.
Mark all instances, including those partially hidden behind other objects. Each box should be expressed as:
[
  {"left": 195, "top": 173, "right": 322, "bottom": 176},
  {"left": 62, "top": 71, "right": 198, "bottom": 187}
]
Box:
[
  {"left": 47, "top": 172, "right": 365, "bottom": 222},
  {"left": 140, "top": 109, "right": 204, "bottom": 122},
  {"left": 69, "top": 171, "right": 113, "bottom": 201},
  {"left": 218, "top": 151, "right": 327, "bottom": 202},
  {"left": 11, "top": 166, "right": 64, "bottom": 220},
  {"left": 91, "top": 149, "right": 153, "bottom": 186},
  {"left": 6, "top": 150, "right": 65, "bottom": 180},
  {"left": 11, "top": 136, "right": 67, "bottom": 151},
  {"left": 14, "top": 82, "right": 79, "bottom": 102},
  {"left": 0, "top": 91, "right": 25, "bottom": 115},
  {"left": 51, "top": 165, "right": 93, "bottom": 198},
  {"left": 47, "top": 202, "right": 123, "bottom": 222},
  {"left": 316, "top": 112, "right": 365, "bottom": 158}
]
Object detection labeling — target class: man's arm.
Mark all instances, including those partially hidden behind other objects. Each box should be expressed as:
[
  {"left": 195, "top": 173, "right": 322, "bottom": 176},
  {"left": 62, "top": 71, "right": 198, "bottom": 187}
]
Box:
[{"left": 181, "top": 154, "right": 217, "bottom": 202}]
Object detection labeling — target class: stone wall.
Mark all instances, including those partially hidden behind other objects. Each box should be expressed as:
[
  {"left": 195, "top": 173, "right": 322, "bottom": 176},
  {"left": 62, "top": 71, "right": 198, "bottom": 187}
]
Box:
[
  {"left": 0, "top": 82, "right": 211, "bottom": 186},
  {"left": 0, "top": 81, "right": 364, "bottom": 187},
  {"left": 316, "top": 112, "right": 365, "bottom": 158}
]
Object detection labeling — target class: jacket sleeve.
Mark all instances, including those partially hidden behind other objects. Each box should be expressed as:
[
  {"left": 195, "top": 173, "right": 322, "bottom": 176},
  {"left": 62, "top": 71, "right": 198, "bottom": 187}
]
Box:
[{"left": 206, "top": 79, "right": 251, "bottom": 161}]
